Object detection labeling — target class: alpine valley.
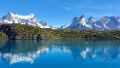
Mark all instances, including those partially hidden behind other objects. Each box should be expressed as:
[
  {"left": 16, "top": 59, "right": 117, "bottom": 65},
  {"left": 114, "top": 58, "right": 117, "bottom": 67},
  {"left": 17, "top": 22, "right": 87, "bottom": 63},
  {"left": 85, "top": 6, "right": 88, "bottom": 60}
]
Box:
[{"left": 0, "top": 12, "right": 120, "bottom": 40}]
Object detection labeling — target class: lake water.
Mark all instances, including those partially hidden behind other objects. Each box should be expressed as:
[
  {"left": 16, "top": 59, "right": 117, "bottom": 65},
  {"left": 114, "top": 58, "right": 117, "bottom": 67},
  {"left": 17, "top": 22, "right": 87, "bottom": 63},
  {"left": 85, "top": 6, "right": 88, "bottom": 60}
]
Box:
[{"left": 0, "top": 40, "right": 120, "bottom": 68}]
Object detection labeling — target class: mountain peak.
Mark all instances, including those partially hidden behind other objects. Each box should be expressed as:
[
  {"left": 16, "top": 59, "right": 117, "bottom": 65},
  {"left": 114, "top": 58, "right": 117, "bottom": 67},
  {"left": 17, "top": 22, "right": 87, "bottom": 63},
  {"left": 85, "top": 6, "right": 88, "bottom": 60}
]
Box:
[
  {"left": 80, "top": 14, "right": 85, "bottom": 18},
  {"left": 8, "top": 12, "right": 14, "bottom": 16},
  {"left": 7, "top": 12, "right": 35, "bottom": 19},
  {"left": 79, "top": 15, "right": 87, "bottom": 27},
  {"left": 0, "top": 12, "right": 50, "bottom": 28},
  {"left": 65, "top": 15, "right": 120, "bottom": 30},
  {"left": 88, "top": 17, "right": 96, "bottom": 25}
]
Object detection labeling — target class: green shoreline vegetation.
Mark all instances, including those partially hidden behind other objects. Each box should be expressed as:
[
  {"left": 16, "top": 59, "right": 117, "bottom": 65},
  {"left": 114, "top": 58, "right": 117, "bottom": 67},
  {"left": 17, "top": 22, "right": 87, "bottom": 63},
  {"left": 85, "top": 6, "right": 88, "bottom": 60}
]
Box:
[{"left": 0, "top": 24, "right": 120, "bottom": 40}]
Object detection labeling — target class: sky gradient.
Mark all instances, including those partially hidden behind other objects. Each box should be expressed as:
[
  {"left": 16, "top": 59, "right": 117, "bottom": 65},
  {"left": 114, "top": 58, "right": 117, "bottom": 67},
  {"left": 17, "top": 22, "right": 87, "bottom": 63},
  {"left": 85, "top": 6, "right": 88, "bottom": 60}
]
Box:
[{"left": 0, "top": 0, "right": 120, "bottom": 26}]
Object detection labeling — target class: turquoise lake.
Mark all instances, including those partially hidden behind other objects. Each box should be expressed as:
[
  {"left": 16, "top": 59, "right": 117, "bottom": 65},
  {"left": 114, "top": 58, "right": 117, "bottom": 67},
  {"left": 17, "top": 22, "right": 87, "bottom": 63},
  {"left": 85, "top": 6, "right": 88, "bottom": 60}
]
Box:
[{"left": 0, "top": 40, "right": 120, "bottom": 68}]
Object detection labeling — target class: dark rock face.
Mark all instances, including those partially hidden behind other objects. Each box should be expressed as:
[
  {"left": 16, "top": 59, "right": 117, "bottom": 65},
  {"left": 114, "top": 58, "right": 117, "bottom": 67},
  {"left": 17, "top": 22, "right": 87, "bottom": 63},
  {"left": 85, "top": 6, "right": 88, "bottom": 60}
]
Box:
[
  {"left": 36, "top": 34, "right": 42, "bottom": 40},
  {"left": 0, "top": 24, "right": 17, "bottom": 40}
]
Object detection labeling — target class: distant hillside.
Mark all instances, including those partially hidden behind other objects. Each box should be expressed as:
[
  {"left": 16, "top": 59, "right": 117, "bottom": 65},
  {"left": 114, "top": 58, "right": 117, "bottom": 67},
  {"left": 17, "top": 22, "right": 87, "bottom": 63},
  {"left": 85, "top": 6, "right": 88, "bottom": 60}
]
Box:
[
  {"left": 0, "top": 24, "right": 60, "bottom": 40},
  {"left": 0, "top": 24, "right": 120, "bottom": 40}
]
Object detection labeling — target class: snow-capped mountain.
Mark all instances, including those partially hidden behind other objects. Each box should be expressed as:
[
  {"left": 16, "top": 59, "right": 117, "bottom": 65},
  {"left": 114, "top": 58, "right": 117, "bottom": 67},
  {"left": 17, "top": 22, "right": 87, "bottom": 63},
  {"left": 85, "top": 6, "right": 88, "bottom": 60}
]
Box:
[
  {"left": 63, "top": 15, "right": 120, "bottom": 30},
  {"left": 60, "top": 24, "right": 69, "bottom": 29},
  {"left": 1, "top": 12, "right": 120, "bottom": 30},
  {"left": 0, "top": 12, "right": 50, "bottom": 28},
  {"left": 96, "top": 16, "right": 120, "bottom": 30},
  {"left": 88, "top": 17, "right": 95, "bottom": 26},
  {"left": 67, "top": 15, "right": 92, "bottom": 30}
]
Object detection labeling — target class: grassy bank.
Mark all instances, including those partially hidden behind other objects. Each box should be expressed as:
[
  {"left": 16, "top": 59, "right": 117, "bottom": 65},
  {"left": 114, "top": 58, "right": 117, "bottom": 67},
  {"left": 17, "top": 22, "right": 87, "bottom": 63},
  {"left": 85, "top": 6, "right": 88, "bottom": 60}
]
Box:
[{"left": 0, "top": 24, "right": 120, "bottom": 40}]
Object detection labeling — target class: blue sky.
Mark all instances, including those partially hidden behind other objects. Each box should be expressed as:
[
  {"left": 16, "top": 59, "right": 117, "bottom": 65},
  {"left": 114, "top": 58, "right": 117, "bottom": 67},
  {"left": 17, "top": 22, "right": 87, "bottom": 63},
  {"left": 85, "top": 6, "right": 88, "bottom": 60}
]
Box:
[{"left": 0, "top": 0, "right": 120, "bottom": 26}]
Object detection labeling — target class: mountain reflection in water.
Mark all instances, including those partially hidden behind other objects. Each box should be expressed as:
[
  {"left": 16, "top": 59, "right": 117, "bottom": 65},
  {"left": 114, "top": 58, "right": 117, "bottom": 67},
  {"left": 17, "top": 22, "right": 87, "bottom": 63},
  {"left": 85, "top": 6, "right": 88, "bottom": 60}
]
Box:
[{"left": 0, "top": 40, "right": 120, "bottom": 65}]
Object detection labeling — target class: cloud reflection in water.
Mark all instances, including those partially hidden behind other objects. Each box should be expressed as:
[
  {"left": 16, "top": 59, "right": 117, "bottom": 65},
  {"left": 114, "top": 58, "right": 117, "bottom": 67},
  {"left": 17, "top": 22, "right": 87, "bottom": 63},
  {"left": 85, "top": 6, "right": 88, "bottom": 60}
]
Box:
[{"left": 0, "top": 40, "right": 120, "bottom": 64}]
